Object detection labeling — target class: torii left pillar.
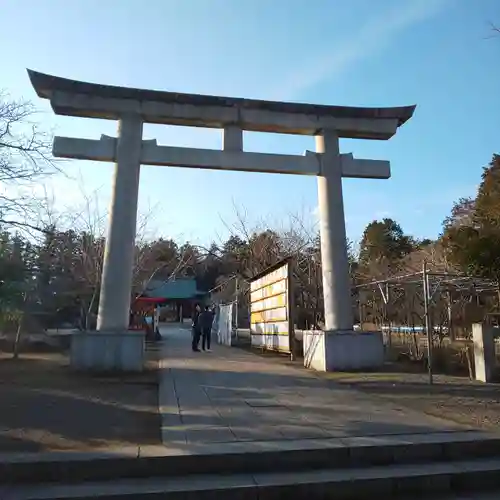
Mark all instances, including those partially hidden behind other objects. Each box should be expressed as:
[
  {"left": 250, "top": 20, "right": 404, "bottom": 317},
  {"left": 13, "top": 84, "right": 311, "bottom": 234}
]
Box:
[
  {"left": 71, "top": 114, "right": 146, "bottom": 372},
  {"left": 98, "top": 114, "right": 143, "bottom": 331}
]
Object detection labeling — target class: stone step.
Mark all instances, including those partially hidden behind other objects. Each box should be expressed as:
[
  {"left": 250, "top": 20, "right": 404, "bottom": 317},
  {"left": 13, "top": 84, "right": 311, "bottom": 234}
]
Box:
[
  {"left": 1, "top": 432, "right": 499, "bottom": 486},
  {"left": 3, "top": 457, "right": 500, "bottom": 499}
]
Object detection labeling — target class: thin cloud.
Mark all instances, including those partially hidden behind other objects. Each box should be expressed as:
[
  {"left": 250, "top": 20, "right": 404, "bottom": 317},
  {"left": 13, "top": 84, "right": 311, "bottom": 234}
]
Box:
[{"left": 272, "top": 0, "right": 449, "bottom": 100}]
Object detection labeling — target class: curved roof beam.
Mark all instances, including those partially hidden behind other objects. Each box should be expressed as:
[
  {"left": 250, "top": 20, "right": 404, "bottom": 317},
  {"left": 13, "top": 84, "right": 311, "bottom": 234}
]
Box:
[{"left": 28, "top": 69, "right": 415, "bottom": 139}]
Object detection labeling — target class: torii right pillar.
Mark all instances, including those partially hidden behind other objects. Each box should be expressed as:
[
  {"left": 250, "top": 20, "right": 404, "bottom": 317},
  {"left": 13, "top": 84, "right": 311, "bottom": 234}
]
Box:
[{"left": 303, "top": 130, "right": 384, "bottom": 372}]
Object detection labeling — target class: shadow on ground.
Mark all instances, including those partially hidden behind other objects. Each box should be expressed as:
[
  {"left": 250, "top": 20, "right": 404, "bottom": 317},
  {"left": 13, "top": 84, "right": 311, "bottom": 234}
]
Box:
[
  {"left": 0, "top": 347, "right": 161, "bottom": 453},
  {"left": 229, "top": 337, "right": 500, "bottom": 431},
  {"left": 160, "top": 323, "right": 500, "bottom": 448},
  {"left": 159, "top": 361, "right": 472, "bottom": 447}
]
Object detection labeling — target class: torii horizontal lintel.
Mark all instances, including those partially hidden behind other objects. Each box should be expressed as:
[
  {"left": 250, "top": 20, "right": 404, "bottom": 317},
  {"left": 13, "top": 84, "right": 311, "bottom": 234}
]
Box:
[
  {"left": 339, "top": 153, "right": 390, "bottom": 179},
  {"left": 52, "top": 136, "right": 390, "bottom": 179}
]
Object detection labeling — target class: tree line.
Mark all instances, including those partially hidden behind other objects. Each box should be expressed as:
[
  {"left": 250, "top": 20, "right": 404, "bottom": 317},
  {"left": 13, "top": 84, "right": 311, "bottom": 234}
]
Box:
[{"left": 1, "top": 93, "right": 500, "bottom": 336}]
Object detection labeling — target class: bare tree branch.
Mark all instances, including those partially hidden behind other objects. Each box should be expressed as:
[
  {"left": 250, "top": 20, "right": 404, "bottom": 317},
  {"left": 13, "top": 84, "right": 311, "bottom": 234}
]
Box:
[{"left": 0, "top": 91, "right": 61, "bottom": 233}]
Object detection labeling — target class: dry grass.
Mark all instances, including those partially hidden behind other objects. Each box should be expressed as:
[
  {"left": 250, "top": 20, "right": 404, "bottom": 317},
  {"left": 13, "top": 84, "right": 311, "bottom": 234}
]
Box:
[
  {"left": 332, "top": 371, "right": 500, "bottom": 431},
  {"left": 0, "top": 348, "right": 161, "bottom": 453}
]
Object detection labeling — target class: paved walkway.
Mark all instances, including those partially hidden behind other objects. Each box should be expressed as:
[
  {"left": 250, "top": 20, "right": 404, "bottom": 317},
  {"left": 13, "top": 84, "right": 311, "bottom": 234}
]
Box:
[{"left": 158, "top": 325, "right": 470, "bottom": 448}]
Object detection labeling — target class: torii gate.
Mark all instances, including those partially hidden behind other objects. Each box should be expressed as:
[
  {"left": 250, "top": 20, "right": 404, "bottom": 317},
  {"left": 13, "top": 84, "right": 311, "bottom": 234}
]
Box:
[{"left": 28, "top": 69, "right": 415, "bottom": 372}]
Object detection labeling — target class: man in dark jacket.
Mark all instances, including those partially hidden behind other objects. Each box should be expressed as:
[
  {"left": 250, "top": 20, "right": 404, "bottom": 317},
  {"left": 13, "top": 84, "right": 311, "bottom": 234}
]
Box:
[
  {"left": 191, "top": 304, "right": 202, "bottom": 352},
  {"left": 199, "top": 305, "right": 215, "bottom": 352}
]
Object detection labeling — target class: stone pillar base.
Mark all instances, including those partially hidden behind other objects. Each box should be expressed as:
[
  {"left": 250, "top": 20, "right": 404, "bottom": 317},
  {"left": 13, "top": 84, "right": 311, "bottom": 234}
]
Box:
[
  {"left": 70, "top": 331, "right": 145, "bottom": 372},
  {"left": 303, "top": 330, "right": 384, "bottom": 371}
]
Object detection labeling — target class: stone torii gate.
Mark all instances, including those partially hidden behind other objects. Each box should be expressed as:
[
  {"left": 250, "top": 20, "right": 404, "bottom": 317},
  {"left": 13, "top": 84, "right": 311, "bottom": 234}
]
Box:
[{"left": 28, "top": 69, "right": 415, "bottom": 372}]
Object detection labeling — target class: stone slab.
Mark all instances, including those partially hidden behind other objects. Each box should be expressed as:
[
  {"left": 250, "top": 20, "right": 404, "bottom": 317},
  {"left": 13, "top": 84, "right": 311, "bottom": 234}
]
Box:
[
  {"left": 6, "top": 458, "right": 500, "bottom": 500},
  {"left": 158, "top": 325, "right": 471, "bottom": 449},
  {"left": 2, "top": 431, "right": 500, "bottom": 487},
  {"left": 303, "top": 330, "right": 384, "bottom": 371},
  {"left": 70, "top": 331, "right": 144, "bottom": 372}
]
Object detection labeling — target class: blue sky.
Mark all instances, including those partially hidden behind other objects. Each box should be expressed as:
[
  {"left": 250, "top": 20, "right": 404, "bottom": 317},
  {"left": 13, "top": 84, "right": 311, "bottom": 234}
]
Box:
[{"left": 1, "top": 0, "right": 499, "bottom": 247}]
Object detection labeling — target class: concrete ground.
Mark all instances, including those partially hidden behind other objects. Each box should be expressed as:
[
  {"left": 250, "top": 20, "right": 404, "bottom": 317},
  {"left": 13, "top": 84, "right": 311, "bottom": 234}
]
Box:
[{"left": 159, "top": 325, "right": 471, "bottom": 448}]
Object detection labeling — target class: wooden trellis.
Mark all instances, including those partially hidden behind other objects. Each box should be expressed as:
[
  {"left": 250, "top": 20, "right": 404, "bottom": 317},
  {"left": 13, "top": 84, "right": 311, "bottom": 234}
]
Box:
[{"left": 355, "top": 264, "right": 499, "bottom": 384}]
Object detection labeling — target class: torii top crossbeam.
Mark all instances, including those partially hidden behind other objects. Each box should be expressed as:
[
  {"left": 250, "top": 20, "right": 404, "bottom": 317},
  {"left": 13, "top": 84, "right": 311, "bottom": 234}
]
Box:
[{"left": 28, "top": 70, "right": 415, "bottom": 140}]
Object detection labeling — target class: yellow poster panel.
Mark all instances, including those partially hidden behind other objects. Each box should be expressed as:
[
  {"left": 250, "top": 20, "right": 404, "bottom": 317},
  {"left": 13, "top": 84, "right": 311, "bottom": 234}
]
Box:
[
  {"left": 251, "top": 321, "right": 288, "bottom": 335},
  {"left": 250, "top": 264, "right": 288, "bottom": 292},
  {"left": 251, "top": 293, "right": 287, "bottom": 313},
  {"left": 250, "top": 262, "right": 291, "bottom": 353},
  {"left": 250, "top": 279, "right": 286, "bottom": 303},
  {"left": 251, "top": 306, "right": 287, "bottom": 324}
]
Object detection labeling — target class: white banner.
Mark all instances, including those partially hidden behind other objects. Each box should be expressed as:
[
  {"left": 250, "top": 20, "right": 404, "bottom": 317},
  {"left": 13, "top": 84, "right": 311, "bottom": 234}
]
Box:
[{"left": 217, "top": 303, "right": 233, "bottom": 346}]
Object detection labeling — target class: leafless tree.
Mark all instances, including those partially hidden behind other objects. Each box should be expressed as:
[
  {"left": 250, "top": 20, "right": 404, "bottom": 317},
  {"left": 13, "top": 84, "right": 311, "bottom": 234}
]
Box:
[
  {"left": 0, "top": 92, "right": 57, "bottom": 232},
  {"left": 12, "top": 290, "right": 29, "bottom": 359},
  {"left": 489, "top": 22, "right": 500, "bottom": 37},
  {"left": 217, "top": 203, "right": 332, "bottom": 328},
  {"left": 57, "top": 187, "right": 204, "bottom": 328},
  {"left": 133, "top": 244, "right": 193, "bottom": 299}
]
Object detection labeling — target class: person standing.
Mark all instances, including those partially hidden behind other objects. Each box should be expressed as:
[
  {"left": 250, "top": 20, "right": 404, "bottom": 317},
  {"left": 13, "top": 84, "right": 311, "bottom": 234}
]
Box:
[
  {"left": 191, "top": 303, "right": 202, "bottom": 352},
  {"left": 200, "top": 305, "right": 215, "bottom": 352}
]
